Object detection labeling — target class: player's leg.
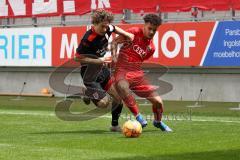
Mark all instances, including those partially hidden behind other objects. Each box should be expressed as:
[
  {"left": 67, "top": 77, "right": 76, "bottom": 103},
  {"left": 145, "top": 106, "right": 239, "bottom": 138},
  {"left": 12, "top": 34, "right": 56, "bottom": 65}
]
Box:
[
  {"left": 115, "top": 79, "right": 138, "bottom": 116},
  {"left": 82, "top": 66, "right": 123, "bottom": 131},
  {"left": 146, "top": 94, "right": 172, "bottom": 132},
  {"left": 110, "top": 101, "right": 123, "bottom": 132},
  {"left": 91, "top": 96, "right": 110, "bottom": 108},
  {"left": 80, "top": 64, "right": 103, "bottom": 105},
  {"left": 80, "top": 63, "right": 111, "bottom": 108},
  {"left": 83, "top": 96, "right": 91, "bottom": 105},
  {"left": 98, "top": 67, "right": 124, "bottom": 131},
  {"left": 106, "top": 83, "right": 123, "bottom": 131},
  {"left": 115, "top": 79, "right": 147, "bottom": 127},
  {"left": 132, "top": 75, "right": 172, "bottom": 132},
  {"left": 84, "top": 82, "right": 110, "bottom": 108},
  {"left": 146, "top": 93, "right": 164, "bottom": 121}
]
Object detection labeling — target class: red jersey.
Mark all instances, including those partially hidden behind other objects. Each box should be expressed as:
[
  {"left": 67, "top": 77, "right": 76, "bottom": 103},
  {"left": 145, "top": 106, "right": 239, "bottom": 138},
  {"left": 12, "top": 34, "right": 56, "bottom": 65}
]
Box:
[{"left": 116, "top": 27, "right": 155, "bottom": 71}]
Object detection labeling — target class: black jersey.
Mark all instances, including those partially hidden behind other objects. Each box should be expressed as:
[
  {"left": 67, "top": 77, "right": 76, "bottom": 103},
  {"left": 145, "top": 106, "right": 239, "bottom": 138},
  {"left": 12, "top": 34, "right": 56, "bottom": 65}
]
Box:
[
  {"left": 77, "top": 25, "right": 115, "bottom": 102},
  {"left": 76, "top": 25, "right": 115, "bottom": 58}
]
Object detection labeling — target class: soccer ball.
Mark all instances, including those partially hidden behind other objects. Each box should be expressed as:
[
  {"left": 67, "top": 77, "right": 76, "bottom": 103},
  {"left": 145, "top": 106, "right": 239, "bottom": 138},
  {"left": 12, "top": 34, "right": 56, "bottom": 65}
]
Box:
[{"left": 122, "top": 120, "right": 142, "bottom": 138}]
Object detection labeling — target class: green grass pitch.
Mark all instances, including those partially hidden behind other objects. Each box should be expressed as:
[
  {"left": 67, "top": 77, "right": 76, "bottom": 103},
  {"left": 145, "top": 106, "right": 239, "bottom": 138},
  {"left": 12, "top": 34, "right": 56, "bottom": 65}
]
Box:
[{"left": 0, "top": 96, "right": 240, "bottom": 160}]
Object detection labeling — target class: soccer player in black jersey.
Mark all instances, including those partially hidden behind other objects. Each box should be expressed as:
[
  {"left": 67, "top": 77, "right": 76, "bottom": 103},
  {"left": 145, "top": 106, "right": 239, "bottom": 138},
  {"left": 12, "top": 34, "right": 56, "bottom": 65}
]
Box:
[{"left": 74, "top": 9, "right": 134, "bottom": 131}]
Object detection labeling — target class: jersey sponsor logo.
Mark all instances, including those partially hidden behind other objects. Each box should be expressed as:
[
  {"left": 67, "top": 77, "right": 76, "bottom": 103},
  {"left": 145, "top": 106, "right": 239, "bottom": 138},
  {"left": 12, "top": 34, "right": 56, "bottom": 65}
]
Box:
[
  {"left": 133, "top": 45, "right": 146, "bottom": 59},
  {"left": 96, "top": 48, "right": 106, "bottom": 56}
]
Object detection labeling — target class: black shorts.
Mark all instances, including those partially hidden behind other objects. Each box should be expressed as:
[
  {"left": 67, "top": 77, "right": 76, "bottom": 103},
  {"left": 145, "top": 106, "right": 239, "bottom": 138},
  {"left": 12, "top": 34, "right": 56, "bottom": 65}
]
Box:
[{"left": 80, "top": 64, "right": 111, "bottom": 105}]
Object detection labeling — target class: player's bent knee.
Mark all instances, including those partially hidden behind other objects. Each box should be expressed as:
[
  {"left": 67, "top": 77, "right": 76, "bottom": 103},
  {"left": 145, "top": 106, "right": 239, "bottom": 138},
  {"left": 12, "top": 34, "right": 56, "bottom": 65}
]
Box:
[
  {"left": 107, "top": 85, "right": 122, "bottom": 102},
  {"left": 116, "top": 81, "right": 129, "bottom": 95},
  {"left": 96, "top": 96, "right": 110, "bottom": 108},
  {"left": 97, "top": 100, "right": 109, "bottom": 108},
  {"left": 150, "top": 96, "right": 163, "bottom": 105}
]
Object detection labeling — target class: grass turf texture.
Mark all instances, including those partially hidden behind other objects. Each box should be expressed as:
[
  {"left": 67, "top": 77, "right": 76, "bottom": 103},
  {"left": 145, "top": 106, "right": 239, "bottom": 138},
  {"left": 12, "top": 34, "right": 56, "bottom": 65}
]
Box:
[{"left": 0, "top": 96, "right": 240, "bottom": 160}]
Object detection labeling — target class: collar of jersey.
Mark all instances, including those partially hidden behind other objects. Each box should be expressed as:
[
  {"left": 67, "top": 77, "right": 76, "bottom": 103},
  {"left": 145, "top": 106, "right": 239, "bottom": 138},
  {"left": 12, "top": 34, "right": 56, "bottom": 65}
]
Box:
[
  {"left": 139, "top": 28, "right": 151, "bottom": 42},
  {"left": 91, "top": 26, "right": 102, "bottom": 36}
]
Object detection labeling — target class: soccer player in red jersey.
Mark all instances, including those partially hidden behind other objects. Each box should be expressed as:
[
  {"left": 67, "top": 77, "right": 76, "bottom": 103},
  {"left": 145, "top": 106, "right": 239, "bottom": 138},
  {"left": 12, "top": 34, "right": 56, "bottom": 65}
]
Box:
[{"left": 111, "top": 14, "right": 172, "bottom": 132}]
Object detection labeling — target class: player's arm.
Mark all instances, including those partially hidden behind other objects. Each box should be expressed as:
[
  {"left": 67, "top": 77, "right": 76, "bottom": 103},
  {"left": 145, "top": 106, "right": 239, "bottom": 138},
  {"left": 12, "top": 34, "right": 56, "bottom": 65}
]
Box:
[
  {"left": 110, "top": 35, "right": 127, "bottom": 63},
  {"left": 74, "top": 54, "right": 101, "bottom": 64},
  {"left": 74, "top": 54, "right": 111, "bottom": 65},
  {"left": 114, "top": 26, "right": 134, "bottom": 41},
  {"left": 74, "top": 36, "right": 110, "bottom": 65},
  {"left": 111, "top": 27, "right": 137, "bottom": 58}
]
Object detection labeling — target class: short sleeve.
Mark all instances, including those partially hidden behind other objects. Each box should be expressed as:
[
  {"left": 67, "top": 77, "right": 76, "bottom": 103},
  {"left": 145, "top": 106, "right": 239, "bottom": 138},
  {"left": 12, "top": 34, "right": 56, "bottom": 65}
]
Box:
[
  {"left": 106, "top": 24, "right": 115, "bottom": 36},
  {"left": 76, "top": 38, "right": 92, "bottom": 55},
  {"left": 108, "top": 24, "right": 115, "bottom": 32}
]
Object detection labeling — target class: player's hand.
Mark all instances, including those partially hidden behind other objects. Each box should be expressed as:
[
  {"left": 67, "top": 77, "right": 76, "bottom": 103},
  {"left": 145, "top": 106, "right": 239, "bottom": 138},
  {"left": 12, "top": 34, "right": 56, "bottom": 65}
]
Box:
[
  {"left": 100, "top": 57, "right": 112, "bottom": 66},
  {"left": 103, "top": 56, "right": 112, "bottom": 63},
  {"left": 112, "top": 56, "right": 118, "bottom": 64},
  {"left": 128, "top": 33, "right": 135, "bottom": 41}
]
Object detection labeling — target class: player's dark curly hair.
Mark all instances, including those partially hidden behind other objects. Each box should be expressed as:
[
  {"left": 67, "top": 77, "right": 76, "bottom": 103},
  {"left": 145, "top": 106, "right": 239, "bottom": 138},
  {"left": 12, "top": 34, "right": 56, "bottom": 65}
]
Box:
[
  {"left": 143, "top": 14, "right": 162, "bottom": 26},
  {"left": 91, "top": 9, "right": 114, "bottom": 24}
]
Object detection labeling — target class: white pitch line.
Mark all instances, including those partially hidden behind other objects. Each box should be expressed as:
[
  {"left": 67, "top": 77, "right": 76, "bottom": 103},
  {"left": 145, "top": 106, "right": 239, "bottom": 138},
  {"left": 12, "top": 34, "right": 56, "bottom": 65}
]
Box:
[
  {"left": 170, "top": 118, "right": 240, "bottom": 124},
  {"left": 0, "top": 110, "right": 240, "bottom": 124},
  {"left": 0, "top": 110, "right": 55, "bottom": 116}
]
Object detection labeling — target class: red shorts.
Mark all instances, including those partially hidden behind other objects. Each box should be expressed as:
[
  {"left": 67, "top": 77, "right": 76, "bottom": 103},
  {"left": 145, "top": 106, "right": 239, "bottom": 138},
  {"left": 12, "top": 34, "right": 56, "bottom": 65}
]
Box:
[{"left": 111, "top": 69, "right": 159, "bottom": 98}]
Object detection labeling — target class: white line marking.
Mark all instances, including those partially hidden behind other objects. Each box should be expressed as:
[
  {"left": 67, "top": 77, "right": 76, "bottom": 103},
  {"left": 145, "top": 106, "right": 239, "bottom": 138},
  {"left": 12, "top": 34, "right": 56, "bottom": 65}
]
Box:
[{"left": 0, "top": 109, "right": 239, "bottom": 124}]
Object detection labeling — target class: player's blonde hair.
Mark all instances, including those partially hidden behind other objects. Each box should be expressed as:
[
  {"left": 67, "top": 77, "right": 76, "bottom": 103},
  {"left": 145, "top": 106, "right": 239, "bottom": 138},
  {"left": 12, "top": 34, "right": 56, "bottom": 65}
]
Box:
[{"left": 91, "top": 9, "right": 114, "bottom": 24}]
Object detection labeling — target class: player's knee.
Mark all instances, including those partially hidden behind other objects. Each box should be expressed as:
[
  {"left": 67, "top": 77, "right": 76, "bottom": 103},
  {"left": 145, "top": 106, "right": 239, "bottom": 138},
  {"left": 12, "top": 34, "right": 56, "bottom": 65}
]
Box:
[
  {"left": 152, "top": 96, "right": 163, "bottom": 105},
  {"left": 151, "top": 97, "right": 164, "bottom": 112},
  {"left": 107, "top": 85, "right": 122, "bottom": 102},
  {"left": 116, "top": 81, "right": 129, "bottom": 95},
  {"left": 97, "top": 97, "right": 110, "bottom": 108},
  {"left": 97, "top": 100, "right": 109, "bottom": 108},
  {"left": 156, "top": 99, "right": 163, "bottom": 106}
]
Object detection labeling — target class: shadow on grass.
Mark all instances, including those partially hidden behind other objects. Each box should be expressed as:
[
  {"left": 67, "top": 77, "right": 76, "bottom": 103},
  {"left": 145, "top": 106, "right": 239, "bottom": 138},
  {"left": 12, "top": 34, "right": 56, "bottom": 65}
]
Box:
[
  {"left": 97, "top": 149, "right": 240, "bottom": 160},
  {"left": 31, "top": 129, "right": 113, "bottom": 135},
  {"left": 30, "top": 129, "right": 160, "bottom": 135}
]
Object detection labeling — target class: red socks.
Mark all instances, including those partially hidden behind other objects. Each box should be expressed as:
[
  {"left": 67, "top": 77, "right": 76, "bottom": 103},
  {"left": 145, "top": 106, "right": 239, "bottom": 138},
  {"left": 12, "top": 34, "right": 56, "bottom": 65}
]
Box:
[
  {"left": 122, "top": 93, "right": 164, "bottom": 121},
  {"left": 152, "top": 104, "right": 163, "bottom": 122},
  {"left": 122, "top": 94, "right": 139, "bottom": 116}
]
